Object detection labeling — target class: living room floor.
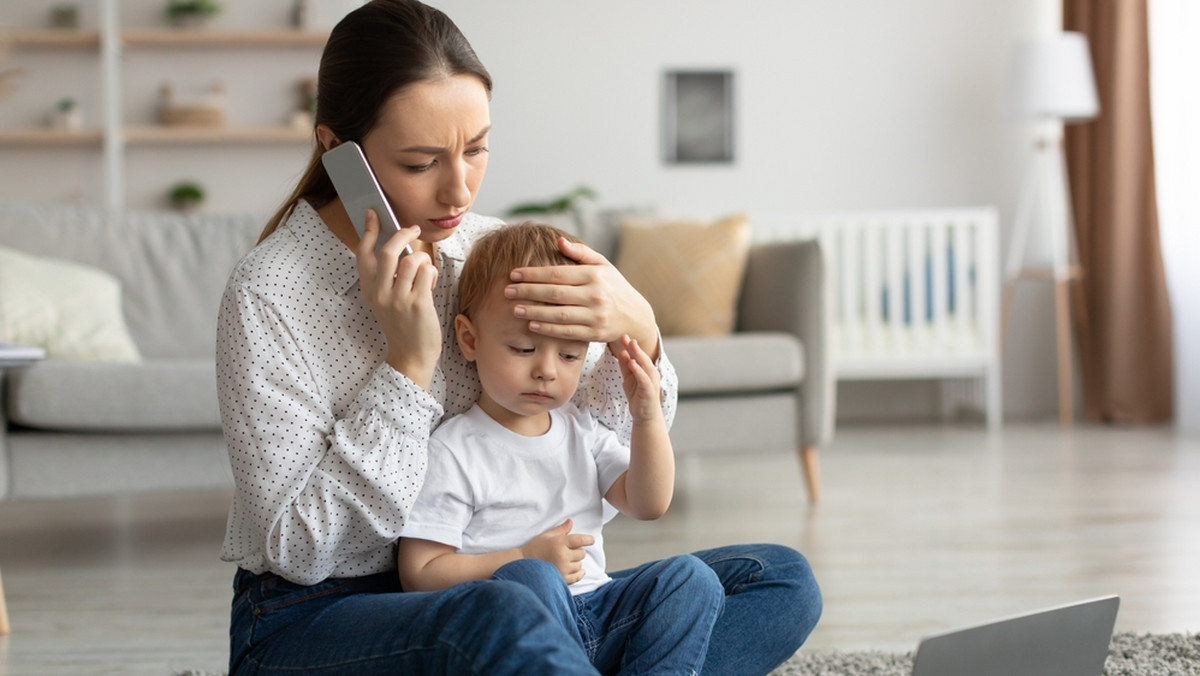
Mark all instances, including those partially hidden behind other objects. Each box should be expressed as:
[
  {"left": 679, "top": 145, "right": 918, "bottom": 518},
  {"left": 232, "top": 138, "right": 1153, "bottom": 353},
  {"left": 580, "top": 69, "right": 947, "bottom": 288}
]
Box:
[{"left": 1, "top": 422, "right": 1198, "bottom": 675}]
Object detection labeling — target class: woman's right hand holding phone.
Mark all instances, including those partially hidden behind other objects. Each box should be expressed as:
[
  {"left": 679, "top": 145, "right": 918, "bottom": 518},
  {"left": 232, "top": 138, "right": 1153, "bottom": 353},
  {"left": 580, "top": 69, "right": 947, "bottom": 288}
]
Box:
[{"left": 356, "top": 208, "right": 441, "bottom": 390}]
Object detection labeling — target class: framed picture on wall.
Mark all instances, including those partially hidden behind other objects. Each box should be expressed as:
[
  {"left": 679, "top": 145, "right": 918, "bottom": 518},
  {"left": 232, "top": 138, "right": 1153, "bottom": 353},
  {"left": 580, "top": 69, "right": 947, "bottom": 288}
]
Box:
[{"left": 662, "top": 70, "right": 735, "bottom": 164}]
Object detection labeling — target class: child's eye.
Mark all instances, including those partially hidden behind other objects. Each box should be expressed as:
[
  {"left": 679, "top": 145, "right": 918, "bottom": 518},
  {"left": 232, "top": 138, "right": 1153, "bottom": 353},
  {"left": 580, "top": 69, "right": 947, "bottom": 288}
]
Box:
[
  {"left": 560, "top": 353, "right": 581, "bottom": 363},
  {"left": 509, "top": 346, "right": 535, "bottom": 355}
]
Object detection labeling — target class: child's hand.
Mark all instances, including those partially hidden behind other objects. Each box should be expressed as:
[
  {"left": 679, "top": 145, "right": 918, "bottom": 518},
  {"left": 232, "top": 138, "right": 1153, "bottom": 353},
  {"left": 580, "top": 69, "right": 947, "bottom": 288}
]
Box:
[
  {"left": 618, "top": 335, "right": 663, "bottom": 423},
  {"left": 520, "top": 519, "right": 594, "bottom": 585}
]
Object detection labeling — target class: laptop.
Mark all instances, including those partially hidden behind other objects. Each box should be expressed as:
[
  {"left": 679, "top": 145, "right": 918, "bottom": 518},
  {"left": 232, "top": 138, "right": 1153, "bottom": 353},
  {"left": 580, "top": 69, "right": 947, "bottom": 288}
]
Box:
[{"left": 911, "top": 595, "right": 1120, "bottom": 676}]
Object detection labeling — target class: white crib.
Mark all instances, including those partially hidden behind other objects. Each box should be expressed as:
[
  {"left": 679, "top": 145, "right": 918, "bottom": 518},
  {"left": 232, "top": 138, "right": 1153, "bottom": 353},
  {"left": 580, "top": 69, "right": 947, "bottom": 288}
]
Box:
[{"left": 754, "top": 207, "right": 1002, "bottom": 430}]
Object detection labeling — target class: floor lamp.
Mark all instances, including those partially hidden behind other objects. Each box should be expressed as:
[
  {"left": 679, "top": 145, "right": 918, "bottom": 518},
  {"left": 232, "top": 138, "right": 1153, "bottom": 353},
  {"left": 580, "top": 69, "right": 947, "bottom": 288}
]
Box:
[{"left": 1002, "top": 31, "right": 1099, "bottom": 426}]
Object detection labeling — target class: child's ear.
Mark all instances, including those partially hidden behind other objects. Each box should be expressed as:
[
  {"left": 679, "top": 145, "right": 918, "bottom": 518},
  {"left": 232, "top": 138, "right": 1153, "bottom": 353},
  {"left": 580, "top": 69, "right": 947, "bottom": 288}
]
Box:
[{"left": 455, "top": 314, "right": 478, "bottom": 361}]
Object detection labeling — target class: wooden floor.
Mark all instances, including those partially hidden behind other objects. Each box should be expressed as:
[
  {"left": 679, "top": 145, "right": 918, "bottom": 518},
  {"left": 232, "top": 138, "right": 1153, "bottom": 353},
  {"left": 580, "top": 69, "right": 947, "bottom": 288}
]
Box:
[{"left": 1, "top": 422, "right": 1198, "bottom": 674}]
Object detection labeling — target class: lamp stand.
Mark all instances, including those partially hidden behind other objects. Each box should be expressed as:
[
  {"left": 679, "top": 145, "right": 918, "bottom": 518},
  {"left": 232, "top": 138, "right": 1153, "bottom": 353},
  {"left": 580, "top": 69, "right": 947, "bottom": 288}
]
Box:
[{"left": 1000, "top": 126, "right": 1084, "bottom": 426}]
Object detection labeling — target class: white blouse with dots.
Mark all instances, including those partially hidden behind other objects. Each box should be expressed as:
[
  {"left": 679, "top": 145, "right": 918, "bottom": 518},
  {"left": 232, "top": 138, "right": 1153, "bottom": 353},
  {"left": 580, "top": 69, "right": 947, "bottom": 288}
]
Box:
[{"left": 215, "top": 200, "right": 678, "bottom": 586}]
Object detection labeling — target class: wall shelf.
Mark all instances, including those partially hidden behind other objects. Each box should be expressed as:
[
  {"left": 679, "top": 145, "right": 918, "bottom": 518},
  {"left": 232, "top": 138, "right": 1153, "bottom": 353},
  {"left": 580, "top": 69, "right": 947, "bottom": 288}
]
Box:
[
  {"left": 121, "top": 29, "right": 329, "bottom": 49},
  {"left": 1, "top": 0, "right": 326, "bottom": 208},
  {"left": 0, "top": 128, "right": 104, "bottom": 147},
  {"left": 124, "top": 125, "right": 313, "bottom": 145},
  {"left": 6, "top": 29, "right": 101, "bottom": 49}
]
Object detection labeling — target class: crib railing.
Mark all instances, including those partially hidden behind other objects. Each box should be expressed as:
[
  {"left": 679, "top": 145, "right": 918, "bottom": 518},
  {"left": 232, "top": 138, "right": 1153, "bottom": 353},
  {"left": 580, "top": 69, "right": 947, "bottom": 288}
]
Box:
[{"left": 753, "top": 207, "right": 1002, "bottom": 429}]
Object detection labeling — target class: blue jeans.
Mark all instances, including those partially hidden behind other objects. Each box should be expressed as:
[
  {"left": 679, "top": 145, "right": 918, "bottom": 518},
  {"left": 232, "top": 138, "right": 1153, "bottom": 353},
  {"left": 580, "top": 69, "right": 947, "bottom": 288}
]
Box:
[
  {"left": 493, "top": 555, "right": 725, "bottom": 675},
  {"left": 228, "top": 543, "right": 820, "bottom": 675},
  {"left": 633, "top": 544, "right": 822, "bottom": 676},
  {"left": 228, "top": 568, "right": 599, "bottom": 675}
]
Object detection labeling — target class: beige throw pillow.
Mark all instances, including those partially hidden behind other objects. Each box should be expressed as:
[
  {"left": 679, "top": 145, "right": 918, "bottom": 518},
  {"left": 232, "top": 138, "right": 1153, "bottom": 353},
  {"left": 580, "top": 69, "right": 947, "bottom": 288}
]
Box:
[
  {"left": 615, "top": 214, "right": 750, "bottom": 336},
  {"left": 0, "top": 245, "right": 142, "bottom": 362}
]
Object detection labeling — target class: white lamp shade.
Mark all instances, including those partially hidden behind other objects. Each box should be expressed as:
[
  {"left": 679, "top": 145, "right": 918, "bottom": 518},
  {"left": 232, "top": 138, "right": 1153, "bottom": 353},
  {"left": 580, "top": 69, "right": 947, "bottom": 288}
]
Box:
[{"left": 1008, "top": 31, "right": 1100, "bottom": 122}]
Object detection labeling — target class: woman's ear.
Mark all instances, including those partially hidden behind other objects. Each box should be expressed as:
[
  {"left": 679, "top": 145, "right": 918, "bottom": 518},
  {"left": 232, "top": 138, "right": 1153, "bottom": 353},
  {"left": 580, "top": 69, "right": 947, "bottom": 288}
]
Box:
[
  {"left": 455, "top": 314, "right": 478, "bottom": 362},
  {"left": 316, "top": 125, "right": 340, "bottom": 152}
]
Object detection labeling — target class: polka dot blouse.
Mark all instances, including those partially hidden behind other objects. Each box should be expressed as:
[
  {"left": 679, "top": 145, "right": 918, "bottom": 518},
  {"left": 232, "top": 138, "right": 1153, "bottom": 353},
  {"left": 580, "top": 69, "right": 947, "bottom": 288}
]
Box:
[{"left": 215, "top": 200, "right": 678, "bottom": 586}]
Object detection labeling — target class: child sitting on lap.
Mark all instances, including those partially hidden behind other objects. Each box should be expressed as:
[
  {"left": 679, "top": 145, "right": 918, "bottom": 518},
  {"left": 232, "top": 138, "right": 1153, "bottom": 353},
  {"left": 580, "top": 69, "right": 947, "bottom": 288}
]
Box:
[{"left": 398, "top": 222, "right": 724, "bottom": 675}]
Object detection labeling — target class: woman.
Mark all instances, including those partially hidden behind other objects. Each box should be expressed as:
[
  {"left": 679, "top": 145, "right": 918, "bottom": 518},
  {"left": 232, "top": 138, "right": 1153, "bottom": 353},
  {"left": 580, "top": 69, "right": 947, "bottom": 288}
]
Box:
[{"left": 216, "top": 1, "right": 821, "bottom": 673}]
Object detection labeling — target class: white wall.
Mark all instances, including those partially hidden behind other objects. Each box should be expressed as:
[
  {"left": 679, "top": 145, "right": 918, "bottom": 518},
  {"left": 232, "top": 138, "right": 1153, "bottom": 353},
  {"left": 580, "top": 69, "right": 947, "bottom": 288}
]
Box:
[
  {"left": 442, "top": 0, "right": 1063, "bottom": 421},
  {"left": 2, "top": 0, "right": 1079, "bottom": 420}
]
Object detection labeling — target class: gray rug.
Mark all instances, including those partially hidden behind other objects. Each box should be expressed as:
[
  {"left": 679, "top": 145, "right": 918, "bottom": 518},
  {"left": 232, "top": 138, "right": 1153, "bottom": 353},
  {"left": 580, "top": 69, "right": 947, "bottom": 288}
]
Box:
[
  {"left": 176, "top": 632, "right": 1199, "bottom": 675},
  {"left": 771, "top": 632, "right": 1200, "bottom": 675}
]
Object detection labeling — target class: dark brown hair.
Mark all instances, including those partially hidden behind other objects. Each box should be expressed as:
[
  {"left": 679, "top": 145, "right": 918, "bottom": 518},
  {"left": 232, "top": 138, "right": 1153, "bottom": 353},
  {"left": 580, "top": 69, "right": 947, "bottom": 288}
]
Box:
[
  {"left": 458, "top": 222, "right": 582, "bottom": 319},
  {"left": 258, "top": 0, "right": 493, "bottom": 243}
]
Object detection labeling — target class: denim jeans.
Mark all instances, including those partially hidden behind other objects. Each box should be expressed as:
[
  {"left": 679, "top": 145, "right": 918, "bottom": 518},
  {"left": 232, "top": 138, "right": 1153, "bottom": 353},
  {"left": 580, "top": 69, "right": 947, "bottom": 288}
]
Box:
[
  {"left": 495, "top": 544, "right": 821, "bottom": 676},
  {"left": 228, "top": 543, "right": 820, "bottom": 675},
  {"left": 616, "top": 544, "right": 824, "bottom": 676},
  {"left": 493, "top": 555, "right": 725, "bottom": 675},
  {"left": 228, "top": 568, "right": 599, "bottom": 675}
]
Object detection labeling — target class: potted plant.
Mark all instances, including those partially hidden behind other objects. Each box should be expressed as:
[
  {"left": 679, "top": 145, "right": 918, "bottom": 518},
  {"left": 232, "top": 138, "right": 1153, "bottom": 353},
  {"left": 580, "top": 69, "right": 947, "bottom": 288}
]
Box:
[
  {"left": 165, "top": 0, "right": 221, "bottom": 28},
  {"left": 168, "top": 181, "right": 205, "bottom": 211},
  {"left": 51, "top": 97, "right": 83, "bottom": 132},
  {"left": 505, "top": 185, "right": 598, "bottom": 218}
]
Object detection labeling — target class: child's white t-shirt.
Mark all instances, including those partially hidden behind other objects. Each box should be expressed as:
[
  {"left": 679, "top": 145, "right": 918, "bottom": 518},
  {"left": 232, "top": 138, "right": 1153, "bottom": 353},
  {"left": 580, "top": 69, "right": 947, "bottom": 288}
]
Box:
[{"left": 401, "top": 402, "right": 631, "bottom": 594}]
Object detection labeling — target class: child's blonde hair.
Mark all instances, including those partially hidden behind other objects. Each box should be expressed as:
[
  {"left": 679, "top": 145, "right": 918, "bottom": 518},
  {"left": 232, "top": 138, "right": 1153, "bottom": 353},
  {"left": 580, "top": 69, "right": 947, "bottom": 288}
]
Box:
[{"left": 458, "top": 222, "right": 582, "bottom": 318}]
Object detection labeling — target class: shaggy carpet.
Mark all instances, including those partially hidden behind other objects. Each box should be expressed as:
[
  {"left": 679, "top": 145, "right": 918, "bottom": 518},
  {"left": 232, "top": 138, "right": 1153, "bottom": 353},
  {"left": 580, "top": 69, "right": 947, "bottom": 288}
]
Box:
[
  {"left": 770, "top": 632, "right": 1200, "bottom": 675},
  {"left": 176, "top": 632, "right": 1200, "bottom": 675}
]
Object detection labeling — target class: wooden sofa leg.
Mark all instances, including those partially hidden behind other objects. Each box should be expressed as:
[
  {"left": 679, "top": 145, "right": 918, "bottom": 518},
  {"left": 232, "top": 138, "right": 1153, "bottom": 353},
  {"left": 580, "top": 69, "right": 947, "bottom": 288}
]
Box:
[
  {"left": 0, "top": 565, "right": 10, "bottom": 635},
  {"left": 798, "top": 445, "right": 821, "bottom": 504}
]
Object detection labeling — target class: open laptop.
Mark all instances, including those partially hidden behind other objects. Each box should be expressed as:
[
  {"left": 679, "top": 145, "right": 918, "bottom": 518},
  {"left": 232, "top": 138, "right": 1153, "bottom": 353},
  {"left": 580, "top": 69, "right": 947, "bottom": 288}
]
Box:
[{"left": 911, "top": 595, "right": 1120, "bottom": 676}]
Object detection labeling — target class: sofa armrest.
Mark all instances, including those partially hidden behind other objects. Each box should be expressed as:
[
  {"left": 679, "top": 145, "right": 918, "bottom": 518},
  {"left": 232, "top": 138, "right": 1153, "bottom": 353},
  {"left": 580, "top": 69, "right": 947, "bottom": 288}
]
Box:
[
  {"left": 1, "top": 372, "right": 10, "bottom": 500},
  {"left": 736, "top": 239, "right": 836, "bottom": 449}
]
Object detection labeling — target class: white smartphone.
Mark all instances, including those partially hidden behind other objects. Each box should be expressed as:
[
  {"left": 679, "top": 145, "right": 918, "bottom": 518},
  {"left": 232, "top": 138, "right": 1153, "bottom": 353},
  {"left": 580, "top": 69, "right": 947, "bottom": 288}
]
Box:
[{"left": 321, "top": 141, "right": 412, "bottom": 257}]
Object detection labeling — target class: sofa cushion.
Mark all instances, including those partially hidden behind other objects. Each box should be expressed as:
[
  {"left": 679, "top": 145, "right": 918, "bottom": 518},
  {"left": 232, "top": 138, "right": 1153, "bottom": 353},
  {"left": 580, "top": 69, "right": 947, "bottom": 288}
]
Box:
[
  {"left": 4, "top": 360, "right": 220, "bottom": 432},
  {"left": 615, "top": 214, "right": 750, "bottom": 336},
  {"left": 0, "top": 201, "right": 262, "bottom": 359},
  {"left": 664, "top": 332, "right": 803, "bottom": 395},
  {"left": 0, "top": 245, "right": 142, "bottom": 363}
]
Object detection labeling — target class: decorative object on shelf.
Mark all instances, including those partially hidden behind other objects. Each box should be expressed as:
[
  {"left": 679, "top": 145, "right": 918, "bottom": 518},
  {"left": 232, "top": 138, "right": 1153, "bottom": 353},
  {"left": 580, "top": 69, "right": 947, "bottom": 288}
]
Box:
[
  {"left": 165, "top": 0, "right": 221, "bottom": 29},
  {"left": 168, "top": 181, "right": 205, "bottom": 211},
  {"left": 49, "top": 4, "right": 81, "bottom": 30},
  {"left": 291, "top": 0, "right": 312, "bottom": 30},
  {"left": 0, "top": 37, "right": 23, "bottom": 102},
  {"left": 289, "top": 77, "right": 317, "bottom": 129},
  {"left": 160, "top": 81, "right": 225, "bottom": 127},
  {"left": 49, "top": 97, "right": 83, "bottom": 131}
]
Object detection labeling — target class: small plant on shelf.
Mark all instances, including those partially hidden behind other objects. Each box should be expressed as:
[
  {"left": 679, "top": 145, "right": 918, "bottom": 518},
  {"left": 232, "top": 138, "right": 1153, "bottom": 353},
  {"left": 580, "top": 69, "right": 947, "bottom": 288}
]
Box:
[
  {"left": 50, "top": 97, "right": 83, "bottom": 131},
  {"left": 168, "top": 181, "right": 205, "bottom": 211},
  {"left": 165, "top": 0, "right": 221, "bottom": 28}
]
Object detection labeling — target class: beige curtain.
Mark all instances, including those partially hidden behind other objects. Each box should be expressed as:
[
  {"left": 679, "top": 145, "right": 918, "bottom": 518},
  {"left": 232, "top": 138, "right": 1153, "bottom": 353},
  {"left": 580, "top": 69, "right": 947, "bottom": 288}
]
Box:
[{"left": 1063, "top": 0, "right": 1173, "bottom": 423}]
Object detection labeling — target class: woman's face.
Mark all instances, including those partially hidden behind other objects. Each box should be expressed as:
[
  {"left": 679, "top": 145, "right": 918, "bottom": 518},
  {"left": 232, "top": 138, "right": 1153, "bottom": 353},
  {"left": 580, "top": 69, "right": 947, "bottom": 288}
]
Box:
[{"left": 360, "top": 74, "right": 491, "bottom": 244}]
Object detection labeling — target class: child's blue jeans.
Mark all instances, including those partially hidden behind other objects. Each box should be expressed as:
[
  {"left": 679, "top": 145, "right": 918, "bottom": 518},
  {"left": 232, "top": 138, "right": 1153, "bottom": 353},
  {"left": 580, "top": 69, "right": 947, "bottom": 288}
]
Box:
[
  {"left": 495, "top": 543, "right": 822, "bottom": 676},
  {"left": 493, "top": 554, "right": 725, "bottom": 675}
]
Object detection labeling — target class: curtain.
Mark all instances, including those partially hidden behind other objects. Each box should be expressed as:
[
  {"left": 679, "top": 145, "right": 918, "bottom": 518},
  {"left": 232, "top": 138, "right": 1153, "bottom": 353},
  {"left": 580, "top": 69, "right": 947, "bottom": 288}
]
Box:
[{"left": 1063, "top": 0, "right": 1173, "bottom": 423}]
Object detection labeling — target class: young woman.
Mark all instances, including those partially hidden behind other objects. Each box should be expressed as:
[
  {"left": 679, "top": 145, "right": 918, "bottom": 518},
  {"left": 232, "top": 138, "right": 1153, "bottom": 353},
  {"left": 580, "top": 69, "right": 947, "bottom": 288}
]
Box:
[{"left": 216, "top": 1, "right": 821, "bottom": 673}]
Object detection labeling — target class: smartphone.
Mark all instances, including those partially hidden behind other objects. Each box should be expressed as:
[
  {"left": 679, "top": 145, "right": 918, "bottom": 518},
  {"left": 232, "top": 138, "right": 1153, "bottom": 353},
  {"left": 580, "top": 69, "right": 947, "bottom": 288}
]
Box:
[{"left": 321, "top": 141, "right": 412, "bottom": 257}]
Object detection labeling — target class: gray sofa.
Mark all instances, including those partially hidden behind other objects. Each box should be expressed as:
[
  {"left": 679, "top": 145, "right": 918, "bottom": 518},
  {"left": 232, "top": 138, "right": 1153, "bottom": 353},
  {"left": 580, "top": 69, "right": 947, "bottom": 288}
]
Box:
[
  {"left": 0, "top": 201, "right": 260, "bottom": 499},
  {"left": 1, "top": 201, "right": 833, "bottom": 503}
]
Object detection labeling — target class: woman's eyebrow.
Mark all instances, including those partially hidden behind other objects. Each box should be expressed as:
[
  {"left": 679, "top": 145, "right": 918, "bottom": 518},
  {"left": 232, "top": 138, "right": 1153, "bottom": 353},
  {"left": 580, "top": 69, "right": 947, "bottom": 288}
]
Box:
[{"left": 401, "top": 125, "right": 491, "bottom": 155}]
